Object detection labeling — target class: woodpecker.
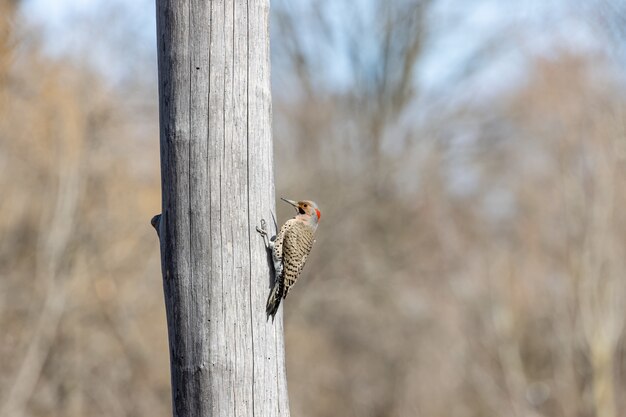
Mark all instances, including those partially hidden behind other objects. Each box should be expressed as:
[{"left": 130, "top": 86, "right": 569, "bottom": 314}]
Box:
[{"left": 256, "top": 198, "right": 321, "bottom": 319}]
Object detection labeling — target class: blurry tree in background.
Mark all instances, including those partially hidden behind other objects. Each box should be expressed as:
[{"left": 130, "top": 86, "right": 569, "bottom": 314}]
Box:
[
  {"left": 272, "top": 1, "right": 626, "bottom": 417},
  {"left": 2, "top": 1, "right": 626, "bottom": 417},
  {"left": 0, "top": 2, "right": 166, "bottom": 416}
]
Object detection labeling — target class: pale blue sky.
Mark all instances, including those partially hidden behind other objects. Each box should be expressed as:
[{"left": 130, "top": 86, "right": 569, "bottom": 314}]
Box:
[
  {"left": 22, "top": 0, "right": 157, "bottom": 85},
  {"left": 20, "top": 0, "right": 622, "bottom": 97}
]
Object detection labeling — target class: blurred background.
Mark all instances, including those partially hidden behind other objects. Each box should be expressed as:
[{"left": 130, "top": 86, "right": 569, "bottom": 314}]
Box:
[{"left": 2, "top": 0, "right": 626, "bottom": 416}]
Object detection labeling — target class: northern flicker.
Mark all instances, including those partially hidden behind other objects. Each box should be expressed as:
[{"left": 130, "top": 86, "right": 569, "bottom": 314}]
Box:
[{"left": 256, "top": 198, "right": 321, "bottom": 319}]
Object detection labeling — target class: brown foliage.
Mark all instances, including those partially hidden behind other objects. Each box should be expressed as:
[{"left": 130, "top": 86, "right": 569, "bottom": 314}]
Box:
[{"left": 276, "top": 52, "right": 626, "bottom": 417}]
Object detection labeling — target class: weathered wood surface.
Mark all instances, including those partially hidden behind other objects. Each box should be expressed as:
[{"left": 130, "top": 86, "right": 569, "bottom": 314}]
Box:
[{"left": 155, "top": 0, "right": 290, "bottom": 416}]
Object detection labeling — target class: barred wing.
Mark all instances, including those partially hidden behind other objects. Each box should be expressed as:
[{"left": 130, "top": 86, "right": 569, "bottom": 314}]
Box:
[{"left": 281, "top": 221, "right": 315, "bottom": 298}]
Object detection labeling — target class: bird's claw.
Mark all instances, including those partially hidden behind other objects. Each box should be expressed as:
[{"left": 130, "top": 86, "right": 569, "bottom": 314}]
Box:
[
  {"left": 256, "top": 218, "right": 274, "bottom": 250},
  {"left": 256, "top": 219, "right": 268, "bottom": 236}
]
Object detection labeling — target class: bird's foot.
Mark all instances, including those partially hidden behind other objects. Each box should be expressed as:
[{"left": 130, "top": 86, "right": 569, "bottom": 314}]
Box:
[
  {"left": 256, "top": 219, "right": 268, "bottom": 236},
  {"left": 256, "top": 219, "right": 271, "bottom": 248}
]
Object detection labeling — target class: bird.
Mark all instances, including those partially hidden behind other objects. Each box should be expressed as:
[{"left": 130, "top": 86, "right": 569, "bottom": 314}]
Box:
[{"left": 256, "top": 198, "right": 321, "bottom": 319}]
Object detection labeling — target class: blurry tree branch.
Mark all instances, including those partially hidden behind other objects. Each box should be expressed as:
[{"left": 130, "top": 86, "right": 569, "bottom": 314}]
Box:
[
  {"left": 0, "top": 139, "right": 84, "bottom": 417},
  {"left": 0, "top": 0, "right": 19, "bottom": 113}
]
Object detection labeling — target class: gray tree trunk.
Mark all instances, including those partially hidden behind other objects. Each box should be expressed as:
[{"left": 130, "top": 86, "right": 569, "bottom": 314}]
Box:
[{"left": 154, "top": 1, "right": 290, "bottom": 416}]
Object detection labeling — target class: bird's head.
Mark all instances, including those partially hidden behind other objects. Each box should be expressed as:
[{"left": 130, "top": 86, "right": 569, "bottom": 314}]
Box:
[{"left": 281, "top": 198, "right": 321, "bottom": 226}]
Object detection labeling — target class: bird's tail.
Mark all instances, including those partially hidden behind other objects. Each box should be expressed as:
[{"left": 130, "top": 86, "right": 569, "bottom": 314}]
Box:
[{"left": 266, "top": 278, "right": 284, "bottom": 320}]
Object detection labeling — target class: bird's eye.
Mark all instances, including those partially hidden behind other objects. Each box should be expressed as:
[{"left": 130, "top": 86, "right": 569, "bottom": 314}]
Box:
[{"left": 303, "top": 204, "right": 308, "bottom": 208}]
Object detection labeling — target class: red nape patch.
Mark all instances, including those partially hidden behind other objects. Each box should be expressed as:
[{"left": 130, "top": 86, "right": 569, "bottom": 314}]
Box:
[{"left": 315, "top": 208, "right": 321, "bottom": 220}]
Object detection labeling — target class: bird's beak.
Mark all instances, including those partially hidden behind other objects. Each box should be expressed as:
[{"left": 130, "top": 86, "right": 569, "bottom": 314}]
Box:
[{"left": 281, "top": 198, "right": 299, "bottom": 209}]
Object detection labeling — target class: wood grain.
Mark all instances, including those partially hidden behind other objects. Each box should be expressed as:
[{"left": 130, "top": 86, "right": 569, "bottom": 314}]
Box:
[{"left": 155, "top": 0, "right": 289, "bottom": 415}]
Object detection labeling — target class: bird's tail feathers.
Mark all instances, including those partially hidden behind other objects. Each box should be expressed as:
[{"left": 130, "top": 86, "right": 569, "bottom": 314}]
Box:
[{"left": 266, "top": 279, "right": 284, "bottom": 320}]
